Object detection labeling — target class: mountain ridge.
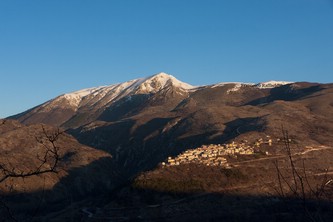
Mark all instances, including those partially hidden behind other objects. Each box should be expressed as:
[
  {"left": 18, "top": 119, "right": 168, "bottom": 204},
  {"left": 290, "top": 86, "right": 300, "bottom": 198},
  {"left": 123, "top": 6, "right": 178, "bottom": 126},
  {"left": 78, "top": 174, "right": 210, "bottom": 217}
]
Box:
[
  {"left": 9, "top": 72, "right": 293, "bottom": 128},
  {"left": 48, "top": 73, "right": 293, "bottom": 110}
]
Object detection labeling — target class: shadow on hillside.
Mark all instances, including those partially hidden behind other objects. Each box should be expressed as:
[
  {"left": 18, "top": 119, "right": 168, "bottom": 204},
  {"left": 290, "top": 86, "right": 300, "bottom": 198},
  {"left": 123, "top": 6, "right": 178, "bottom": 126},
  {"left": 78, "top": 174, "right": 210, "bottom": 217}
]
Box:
[
  {"left": 3, "top": 167, "right": 333, "bottom": 222},
  {"left": 68, "top": 119, "right": 137, "bottom": 155},
  {"left": 98, "top": 94, "right": 150, "bottom": 122},
  {"left": 172, "top": 116, "right": 266, "bottom": 154},
  {"left": 70, "top": 117, "right": 185, "bottom": 175},
  {"left": 133, "top": 117, "right": 174, "bottom": 138},
  {"left": 98, "top": 188, "right": 333, "bottom": 222},
  {"left": 31, "top": 185, "right": 333, "bottom": 221},
  {"left": 246, "top": 84, "right": 324, "bottom": 106},
  {"left": 0, "top": 156, "right": 122, "bottom": 221},
  {"left": 69, "top": 116, "right": 267, "bottom": 178},
  {"left": 220, "top": 116, "right": 266, "bottom": 140},
  {"left": 2, "top": 153, "right": 333, "bottom": 221}
]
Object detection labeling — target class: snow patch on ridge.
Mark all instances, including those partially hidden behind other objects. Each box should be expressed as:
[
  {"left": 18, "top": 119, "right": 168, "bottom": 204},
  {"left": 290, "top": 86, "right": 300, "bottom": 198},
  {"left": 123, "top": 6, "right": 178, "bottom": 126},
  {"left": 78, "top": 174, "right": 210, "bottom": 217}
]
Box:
[
  {"left": 227, "top": 83, "right": 243, "bottom": 94},
  {"left": 62, "top": 87, "right": 105, "bottom": 107},
  {"left": 256, "top": 81, "right": 293, "bottom": 89},
  {"left": 207, "top": 80, "right": 293, "bottom": 92},
  {"left": 211, "top": 82, "right": 254, "bottom": 88},
  {"left": 209, "top": 82, "right": 254, "bottom": 93}
]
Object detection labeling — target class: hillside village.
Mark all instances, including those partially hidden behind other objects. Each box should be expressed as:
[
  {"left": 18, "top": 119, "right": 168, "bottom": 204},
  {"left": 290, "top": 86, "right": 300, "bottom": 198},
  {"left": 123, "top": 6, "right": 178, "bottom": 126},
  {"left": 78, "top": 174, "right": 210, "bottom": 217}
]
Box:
[{"left": 163, "top": 136, "right": 278, "bottom": 168}]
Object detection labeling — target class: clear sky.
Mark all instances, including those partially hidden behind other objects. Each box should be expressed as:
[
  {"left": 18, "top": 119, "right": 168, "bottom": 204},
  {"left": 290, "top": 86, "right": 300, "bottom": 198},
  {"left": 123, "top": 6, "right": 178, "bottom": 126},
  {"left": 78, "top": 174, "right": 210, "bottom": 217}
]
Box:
[{"left": 1, "top": 0, "right": 333, "bottom": 118}]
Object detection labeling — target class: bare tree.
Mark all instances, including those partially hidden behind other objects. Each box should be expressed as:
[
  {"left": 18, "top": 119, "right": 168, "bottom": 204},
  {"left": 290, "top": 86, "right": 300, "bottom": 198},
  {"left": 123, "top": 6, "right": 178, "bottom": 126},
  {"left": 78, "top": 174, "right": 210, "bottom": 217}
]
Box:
[
  {"left": 273, "top": 127, "right": 332, "bottom": 221},
  {"left": 0, "top": 125, "right": 62, "bottom": 221}
]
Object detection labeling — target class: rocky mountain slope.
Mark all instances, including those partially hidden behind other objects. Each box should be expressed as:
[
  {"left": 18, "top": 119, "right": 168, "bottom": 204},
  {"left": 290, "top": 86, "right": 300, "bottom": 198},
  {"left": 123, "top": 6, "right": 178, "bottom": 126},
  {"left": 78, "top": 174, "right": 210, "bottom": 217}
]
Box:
[{"left": 9, "top": 73, "right": 333, "bottom": 179}]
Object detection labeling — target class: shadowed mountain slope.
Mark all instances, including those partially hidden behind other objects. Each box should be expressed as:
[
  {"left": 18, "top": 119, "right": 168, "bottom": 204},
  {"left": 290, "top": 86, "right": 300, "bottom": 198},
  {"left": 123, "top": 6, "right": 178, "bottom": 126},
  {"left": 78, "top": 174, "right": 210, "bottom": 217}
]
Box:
[{"left": 8, "top": 74, "right": 333, "bottom": 187}]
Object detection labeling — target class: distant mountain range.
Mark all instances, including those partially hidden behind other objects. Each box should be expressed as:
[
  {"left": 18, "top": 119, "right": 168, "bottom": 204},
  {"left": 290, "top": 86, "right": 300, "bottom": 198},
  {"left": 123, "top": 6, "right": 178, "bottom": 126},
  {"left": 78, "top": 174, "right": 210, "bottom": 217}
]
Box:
[{"left": 8, "top": 73, "right": 333, "bottom": 176}]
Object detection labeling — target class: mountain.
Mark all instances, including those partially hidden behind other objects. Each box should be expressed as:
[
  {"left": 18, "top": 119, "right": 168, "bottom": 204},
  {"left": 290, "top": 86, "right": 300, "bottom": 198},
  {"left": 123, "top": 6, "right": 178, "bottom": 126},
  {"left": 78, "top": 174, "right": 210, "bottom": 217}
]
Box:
[
  {"left": 11, "top": 72, "right": 292, "bottom": 128},
  {"left": 11, "top": 73, "right": 194, "bottom": 128},
  {"left": 9, "top": 73, "right": 290, "bottom": 128},
  {"left": 5, "top": 73, "right": 333, "bottom": 220},
  {"left": 9, "top": 73, "right": 333, "bottom": 177}
]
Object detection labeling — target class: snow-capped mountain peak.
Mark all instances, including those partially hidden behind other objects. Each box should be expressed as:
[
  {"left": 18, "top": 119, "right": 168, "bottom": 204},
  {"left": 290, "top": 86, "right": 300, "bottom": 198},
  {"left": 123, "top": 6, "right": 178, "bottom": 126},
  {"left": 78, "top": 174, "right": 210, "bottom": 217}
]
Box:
[
  {"left": 135, "top": 72, "right": 194, "bottom": 93},
  {"left": 49, "top": 72, "right": 194, "bottom": 109},
  {"left": 256, "top": 81, "right": 293, "bottom": 89}
]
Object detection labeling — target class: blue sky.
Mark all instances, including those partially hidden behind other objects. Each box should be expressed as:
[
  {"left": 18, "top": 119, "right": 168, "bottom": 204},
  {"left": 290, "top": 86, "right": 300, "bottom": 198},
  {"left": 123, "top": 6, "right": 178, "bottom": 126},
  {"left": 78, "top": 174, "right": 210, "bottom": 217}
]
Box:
[{"left": 1, "top": 0, "right": 333, "bottom": 118}]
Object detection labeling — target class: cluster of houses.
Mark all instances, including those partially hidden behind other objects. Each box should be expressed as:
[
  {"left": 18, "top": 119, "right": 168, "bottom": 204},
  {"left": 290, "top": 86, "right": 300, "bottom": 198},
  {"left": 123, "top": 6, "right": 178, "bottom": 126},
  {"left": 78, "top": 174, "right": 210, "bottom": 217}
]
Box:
[{"left": 162, "top": 136, "right": 276, "bottom": 168}]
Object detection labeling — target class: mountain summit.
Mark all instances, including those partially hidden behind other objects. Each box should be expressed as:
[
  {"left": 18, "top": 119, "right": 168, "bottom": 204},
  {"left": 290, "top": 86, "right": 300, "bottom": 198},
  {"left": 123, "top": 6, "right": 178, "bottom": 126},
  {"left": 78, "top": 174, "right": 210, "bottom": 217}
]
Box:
[
  {"left": 11, "top": 73, "right": 194, "bottom": 127},
  {"left": 134, "top": 72, "right": 194, "bottom": 93},
  {"left": 59, "top": 72, "right": 193, "bottom": 108},
  {"left": 10, "top": 72, "right": 294, "bottom": 128}
]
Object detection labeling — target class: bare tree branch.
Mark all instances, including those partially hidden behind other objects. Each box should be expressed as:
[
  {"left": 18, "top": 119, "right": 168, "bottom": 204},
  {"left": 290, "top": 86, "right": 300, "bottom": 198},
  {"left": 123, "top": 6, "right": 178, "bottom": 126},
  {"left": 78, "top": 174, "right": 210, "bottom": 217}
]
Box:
[
  {"left": 0, "top": 126, "right": 61, "bottom": 183},
  {"left": 274, "top": 126, "right": 333, "bottom": 221},
  {"left": 0, "top": 125, "right": 63, "bottom": 221}
]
